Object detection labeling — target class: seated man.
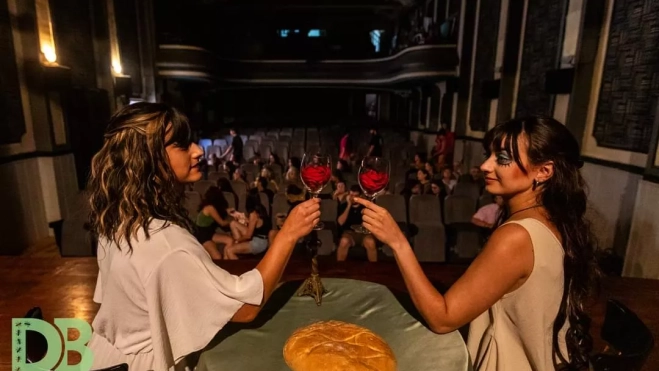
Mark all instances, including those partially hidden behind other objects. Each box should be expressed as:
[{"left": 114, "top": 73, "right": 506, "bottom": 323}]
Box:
[
  {"left": 336, "top": 185, "right": 378, "bottom": 262},
  {"left": 471, "top": 195, "right": 504, "bottom": 229}
]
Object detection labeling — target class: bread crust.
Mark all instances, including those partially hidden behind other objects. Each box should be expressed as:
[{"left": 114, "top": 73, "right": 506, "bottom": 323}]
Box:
[{"left": 283, "top": 320, "right": 397, "bottom": 371}]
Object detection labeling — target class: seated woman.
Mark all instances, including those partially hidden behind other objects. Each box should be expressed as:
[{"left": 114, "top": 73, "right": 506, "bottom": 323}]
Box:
[
  {"left": 440, "top": 167, "right": 457, "bottom": 194},
  {"left": 332, "top": 180, "right": 348, "bottom": 203},
  {"left": 255, "top": 166, "right": 279, "bottom": 193},
  {"left": 471, "top": 195, "right": 504, "bottom": 229},
  {"left": 269, "top": 153, "right": 284, "bottom": 169},
  {"left": 224, "top": 189, "right": 272, "bottom": 260},
  {"left": 233, "top": 167, "right": 248, "bottom": 185},
  {"left": 406, "top": 152, "right": 427, "bottom": 179},
  {"left": 86, "top": 102, "right": 320, "bottom": 371},
  {"left": 429, "top": 179, "right": 446, "bottom": 197},
  {"left": 286, "top": 156, "right": 301, "bottom": 174},
  {"left": 355, "top": 117, "right": 597, "bottom": 371},
  {"left": 284, "top": 166, "right": 304, "bottom": 189},
  {"left": 425, "top": 161, "right": 438, "bottom": 179},
  {"left": 417, "top": 169, "right": 432, "bottom": 194},
  {"left": 194, "top": 186, "right": 233, "bottom": 259}
]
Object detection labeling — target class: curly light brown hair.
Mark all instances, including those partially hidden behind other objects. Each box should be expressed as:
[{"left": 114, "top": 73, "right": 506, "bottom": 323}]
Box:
[{"left": 88, "top": 102, "right": 194, "bottom": 251}]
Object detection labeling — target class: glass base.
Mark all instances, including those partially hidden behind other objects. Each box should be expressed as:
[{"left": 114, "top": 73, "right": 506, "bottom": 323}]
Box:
[
  {"left": 354, "top": 224, "right": 370, "bottom": 234},
  {"left": 313, "top": 221, "right": 325, "bottom": 230}
]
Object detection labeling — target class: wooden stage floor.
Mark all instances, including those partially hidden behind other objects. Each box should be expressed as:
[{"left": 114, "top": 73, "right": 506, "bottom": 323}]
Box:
[{"left": 1, "top": 254, "right": 657, "bottom": 370}]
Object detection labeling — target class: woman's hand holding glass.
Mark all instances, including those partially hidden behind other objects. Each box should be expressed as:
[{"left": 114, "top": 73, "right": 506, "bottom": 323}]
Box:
[
  {"left": 278, "top": 198, "right": 321, "bottom": 242},
  {"left": 353, "top": 197, "right": 407, "bottom": 251}
]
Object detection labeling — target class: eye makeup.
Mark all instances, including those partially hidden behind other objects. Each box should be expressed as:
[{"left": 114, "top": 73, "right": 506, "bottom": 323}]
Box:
[{"left": 496, "top": 151, "right": 513, "bottom": 166}]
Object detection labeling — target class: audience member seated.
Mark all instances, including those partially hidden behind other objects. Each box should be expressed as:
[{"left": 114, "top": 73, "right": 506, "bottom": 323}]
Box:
[
  {"left": 430, "top": 179, "right": 447, "bottom": 198},
  {"left": 194, "top": 187, "right": 233, "bottom": 260},
  {"left": 411, "top": 152, "right": 426, "bottom": 170},
  {"left": 417, "top": 169, "right": 432, "bottom": 194},
  {"left": 254, "top": 177, "right": 274, "bottom": 204},
  {"left": 336, "top": 185, "right": 378, "bottom": 262},
  {"left": 471, "top": 195, "right": 504, "bottom": 229},
  {"left": 250, "top": 153, "right": 264, "bottom": 168},
  {"left": 470, "top": 166, "right": 486, "bottom": 190},
  {"left": 424, "top": 161, "right": 437, "bottom": 179},
  {"left": 233, "top": 168, "right": 248, "bottom": 184},
  {"left": 441, "top": 167, "right": 457, "bottom": 194},
  {"left": 430, "top": 179, "right": 448, "bottom": 214},
  {"left": 217, "top": 178, "right": 239, "bottom": 209},
  {"left": 224, "top": 190, "right": 271, "bottom": 260},
  {"left": 268, "top": 154, "right": 283, "bottom": 168},
  {"left": 452, "top": 161, "right": 464, "bottom": 179},
  {"left": 284, "top": 166, "right": 303, "bottom": 188},
  {"left": 407, "top": 152, "right": 426, "bottom": 179},
  {"left": 287, "top": 157, "right": 301, "bottom": 174},
  {"left": 257, "top": 166, "right": 279, "bottom": 193},
  {"left": 333, "top": 181, "right": 348, "bottom": 203}
]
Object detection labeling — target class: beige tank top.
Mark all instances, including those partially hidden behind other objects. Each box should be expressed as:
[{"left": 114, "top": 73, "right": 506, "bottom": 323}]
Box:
[{"left": 467, "top": 218, "right": 569, "bottom": 371}]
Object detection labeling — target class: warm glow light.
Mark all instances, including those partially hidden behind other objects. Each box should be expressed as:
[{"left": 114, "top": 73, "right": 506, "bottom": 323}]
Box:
[
  {"left": 112, "top": 60, "right": 123, "bottom": 75},
  {"left": 42, "top": 44, "right": 57, "bottom": 63}
]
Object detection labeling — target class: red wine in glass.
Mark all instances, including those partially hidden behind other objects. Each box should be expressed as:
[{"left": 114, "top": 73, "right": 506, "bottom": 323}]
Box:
[
  {"left": 300, "top": 153, "right": 332, "bottom": 230},
  {"left": 356, "top": 157, "right": 390, "bottom": 234}
]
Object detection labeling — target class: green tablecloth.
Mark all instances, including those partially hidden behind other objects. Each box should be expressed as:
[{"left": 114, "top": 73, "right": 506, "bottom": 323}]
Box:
[{"left": 198, "top": 278, "right": 471, "bottom": 371}]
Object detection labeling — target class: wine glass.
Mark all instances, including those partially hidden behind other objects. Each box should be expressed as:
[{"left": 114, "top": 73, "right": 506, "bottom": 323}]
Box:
[
  {"left": 355, "top": 156, "right": 390, "bottom": 234},
  {"left": 300, "top": 153, "right": 332, "bottom": 230}
]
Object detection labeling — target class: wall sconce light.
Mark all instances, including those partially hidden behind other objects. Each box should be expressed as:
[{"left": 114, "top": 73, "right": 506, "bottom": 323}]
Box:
[
  {"left": 42, "top": 44, "right": 57, "bottom": 64},
  {"left": 112, "top": 60, "right": 123, "bottom": 75}
]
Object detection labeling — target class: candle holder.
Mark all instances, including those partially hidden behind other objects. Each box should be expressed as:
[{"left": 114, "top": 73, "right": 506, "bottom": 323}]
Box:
[{"left": 296, "top": 238, "right": 326, "bottom": 305}]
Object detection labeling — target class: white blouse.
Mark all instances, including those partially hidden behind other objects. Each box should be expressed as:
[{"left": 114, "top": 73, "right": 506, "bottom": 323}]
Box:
[{"left": 88, "top": 220, "right": 264, "bottom": 371}]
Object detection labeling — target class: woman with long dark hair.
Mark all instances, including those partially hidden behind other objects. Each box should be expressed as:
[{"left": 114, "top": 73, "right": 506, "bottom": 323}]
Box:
[
  {"left": 193, "top": 186, "right": 234, "bottom": 259},
  {"left": 354, "top": 116, "right": 598, "bottom": 370},
  {"left": 224, "top": 189, "right": 272, "bottom": 260},
  {"left": 86, "top": 102, "right": 320, "bottom": 370}
]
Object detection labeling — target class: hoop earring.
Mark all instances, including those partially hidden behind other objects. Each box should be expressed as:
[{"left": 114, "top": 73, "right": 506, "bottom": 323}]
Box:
[{"left": 532, "top": 179, "right": 538, "bottom": 191}]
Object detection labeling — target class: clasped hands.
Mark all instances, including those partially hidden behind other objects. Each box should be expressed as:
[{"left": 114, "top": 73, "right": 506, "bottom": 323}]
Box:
[{"left": 279, "top": 197, "right": 406, "bottom": 252}]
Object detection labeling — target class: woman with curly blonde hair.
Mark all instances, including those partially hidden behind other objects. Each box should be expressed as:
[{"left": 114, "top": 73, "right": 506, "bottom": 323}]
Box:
[{"left": 86, "top": 102, "right": 320, "bottom": 371}]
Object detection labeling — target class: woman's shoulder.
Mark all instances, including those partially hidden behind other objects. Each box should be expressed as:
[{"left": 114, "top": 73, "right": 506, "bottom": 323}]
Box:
[{"left": 504, "top": 217, "right": 562, "bottom": 245}]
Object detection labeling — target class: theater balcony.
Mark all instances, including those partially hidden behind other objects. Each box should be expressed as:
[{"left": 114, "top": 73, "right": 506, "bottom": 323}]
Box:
[{"left": 156, "top": 44, "right": 459, "bottom": 88}]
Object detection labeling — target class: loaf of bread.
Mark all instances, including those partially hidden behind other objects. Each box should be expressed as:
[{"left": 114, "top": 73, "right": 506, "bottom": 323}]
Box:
[{"left": 283, "top": 320, "right": 396, "bottom": 371}]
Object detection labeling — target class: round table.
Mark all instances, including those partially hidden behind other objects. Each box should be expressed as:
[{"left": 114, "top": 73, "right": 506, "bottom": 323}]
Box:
[{"left": 197, "top": 278, "right": 471, "bottom": 370}]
